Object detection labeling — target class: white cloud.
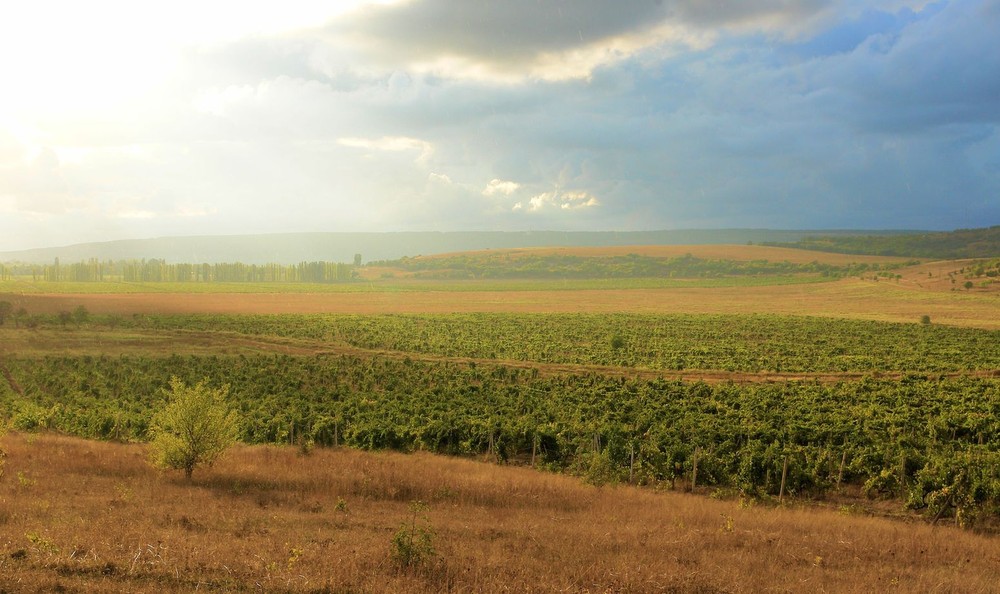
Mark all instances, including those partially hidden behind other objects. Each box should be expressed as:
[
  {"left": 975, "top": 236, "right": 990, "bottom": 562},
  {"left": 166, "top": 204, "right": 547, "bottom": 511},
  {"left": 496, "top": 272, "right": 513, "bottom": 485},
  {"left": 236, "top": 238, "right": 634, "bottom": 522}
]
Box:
[
  {"left": 337, "top": 136, "right": 434, "bottom": 163},
  {"left": 483, "top": 179, "right": 521, "bottom": 196},
  {"left": 428, "top": 172, "right": 452, "bottom": 184},
  {"left": 560, "top": 191, "right": 601, "bottom": 209},
  {"left": 521, "top": 190, "right": 600, "bottom": 212}
]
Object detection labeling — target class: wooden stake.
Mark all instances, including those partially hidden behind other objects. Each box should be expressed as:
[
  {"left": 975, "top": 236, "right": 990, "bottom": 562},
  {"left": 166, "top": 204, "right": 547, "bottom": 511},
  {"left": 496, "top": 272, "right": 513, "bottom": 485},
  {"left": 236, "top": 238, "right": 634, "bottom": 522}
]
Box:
[
  {"left": 899, "top": 452, "right": 907, "bottom": 498},
  {"left": 837, "top": 450, "right": 846, "bottom": 490},
  {"left": 779, "top": 455, "right": 789, "bottom": 504},
  {"left": 691, "top": 448, "right": 699, "bottom": 492},
  {"left": 629, "top": 443, "right": 635, "bottom": 484}
]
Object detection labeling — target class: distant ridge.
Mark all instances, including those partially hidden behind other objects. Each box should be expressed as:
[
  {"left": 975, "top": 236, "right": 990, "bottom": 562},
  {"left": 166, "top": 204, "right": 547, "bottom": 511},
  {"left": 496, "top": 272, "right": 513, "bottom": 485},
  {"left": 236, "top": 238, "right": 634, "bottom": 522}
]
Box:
[
  {"left": 766, "top": 226, "right": 1000, "bottom": 259},
  {"left": 0, "top": 229, "right": 916, "bottom": 265}
]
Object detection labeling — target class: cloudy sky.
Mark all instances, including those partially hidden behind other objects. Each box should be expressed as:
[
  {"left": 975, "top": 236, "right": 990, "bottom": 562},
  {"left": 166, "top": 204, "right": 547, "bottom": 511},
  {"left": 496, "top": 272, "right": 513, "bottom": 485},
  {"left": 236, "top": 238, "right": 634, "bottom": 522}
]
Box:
[{"left": 1, "top": 0, "right": 997, "bottom": 250}]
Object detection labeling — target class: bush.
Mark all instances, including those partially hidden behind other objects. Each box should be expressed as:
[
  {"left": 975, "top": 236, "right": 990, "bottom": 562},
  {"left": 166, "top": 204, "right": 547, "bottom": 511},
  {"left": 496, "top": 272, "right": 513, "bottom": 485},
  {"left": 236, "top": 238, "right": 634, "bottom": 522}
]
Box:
[
  {"left": 392, "top": 500, "right": 436, "bottom": 569},
  {"left": 148, "top": 377, "right": 240, "bottom": 479}
]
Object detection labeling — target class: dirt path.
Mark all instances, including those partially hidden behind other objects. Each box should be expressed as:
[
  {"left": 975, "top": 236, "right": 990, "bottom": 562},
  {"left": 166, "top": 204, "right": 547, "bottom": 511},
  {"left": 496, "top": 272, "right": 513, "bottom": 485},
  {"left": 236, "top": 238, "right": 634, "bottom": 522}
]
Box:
[{"left": 0, "top": 357, "right": 24, "bottom": 395}]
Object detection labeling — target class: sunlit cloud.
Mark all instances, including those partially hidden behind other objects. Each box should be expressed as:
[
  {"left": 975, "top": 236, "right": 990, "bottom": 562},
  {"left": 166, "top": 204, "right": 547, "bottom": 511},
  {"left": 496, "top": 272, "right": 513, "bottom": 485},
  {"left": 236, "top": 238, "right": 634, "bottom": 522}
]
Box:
[
  {"left": 483, "top": 179, "right": 521, "bottom": 196},
  {"left": 337, "top": 136, "right": 434, "bottom": 163},
  {"left": 518, "top": 190, "right": 601, "bottom": 213}
]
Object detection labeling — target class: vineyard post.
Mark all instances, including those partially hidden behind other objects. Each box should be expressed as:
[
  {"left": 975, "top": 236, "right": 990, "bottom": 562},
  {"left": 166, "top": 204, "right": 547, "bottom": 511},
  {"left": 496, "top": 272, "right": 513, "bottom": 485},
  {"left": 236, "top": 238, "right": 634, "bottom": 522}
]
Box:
[
  {"left": 899, "top": 452, "right": 907, "bottom": 499},
  {"left": 779, "top": 455, "right": 789, "bottom": 504},
  {"left": 531, "top": 433, "right": 538, "bottom": 467},
  {"left": 629, "top": 442, "right": 635, "bottom": 484},
  {"left": 837, "top": 450, "right": 846, "bottom": 491},
  {"left": 691, "top": 447, "right": 699, "bottom": 492}
]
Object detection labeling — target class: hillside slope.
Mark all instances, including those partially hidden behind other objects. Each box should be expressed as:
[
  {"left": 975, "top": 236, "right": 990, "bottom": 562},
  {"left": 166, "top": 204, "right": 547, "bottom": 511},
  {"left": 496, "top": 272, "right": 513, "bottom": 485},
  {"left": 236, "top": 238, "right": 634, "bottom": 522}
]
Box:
[
  {"left": 0, "top": 229, "right": 902, "bottom": 265},
  {"left": 769, "top": 226, "right": 1000, "bottom": 258},
  {"left": 2, "top": 432, "right": 999, "bottom": 593}
]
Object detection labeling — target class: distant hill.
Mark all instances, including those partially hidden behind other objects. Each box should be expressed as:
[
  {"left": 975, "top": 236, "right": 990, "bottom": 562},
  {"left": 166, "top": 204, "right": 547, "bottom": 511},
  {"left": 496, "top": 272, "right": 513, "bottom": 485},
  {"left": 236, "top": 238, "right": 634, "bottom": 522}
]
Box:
[
  {"left": 0, "top": 229, "right": 905, "bottom": 265},
  {"left": 765, "top": 226, "right": 1000, "bottom": 259}
]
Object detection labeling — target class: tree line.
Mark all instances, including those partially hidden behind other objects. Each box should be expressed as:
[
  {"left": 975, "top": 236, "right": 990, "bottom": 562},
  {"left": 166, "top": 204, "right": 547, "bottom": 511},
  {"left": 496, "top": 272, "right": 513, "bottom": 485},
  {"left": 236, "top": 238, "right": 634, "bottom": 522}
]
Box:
[
  {"left": 765, "top": 225, "right": 1000, "bottom": 259},
  {"left": 0, "top": 258, "right": 357, "bottom": 283},
  {"left": 369, "top": 252, "right": 914, "bottom": 280}
]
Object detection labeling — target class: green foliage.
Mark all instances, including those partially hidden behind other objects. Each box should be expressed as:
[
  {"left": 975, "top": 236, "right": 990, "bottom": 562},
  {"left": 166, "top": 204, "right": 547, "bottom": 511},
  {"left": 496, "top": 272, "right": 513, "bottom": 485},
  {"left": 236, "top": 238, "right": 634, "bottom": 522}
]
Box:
[
  {"left": 766, "top": 226, "right": 1000, "bottom": 259},
  {"left": 370, "top": 251, "right": 910, "bottom": 280},
  {"left": 10, "top": 401, "right": 55, "bottom": 432},
  {"left": 0, "top": 258, "right": 357, "bottom": 284},
  {"left": 3, "top": 311, "right": 1000, "bottom": 523},
  {"left": 392, "top": 501, "right": 435, "bottom": 569},
  {"left": 72, "top": 305, "right": 90, "bottom": 327},
  {"left": 148, "top": 377, "right": 239, "bottom": 479},
  {"left": 0, "top": 300, "right": 12, "bottom": 325},
  {"left": 84, "top": 312, "right": 1000, "bottom": 373}
]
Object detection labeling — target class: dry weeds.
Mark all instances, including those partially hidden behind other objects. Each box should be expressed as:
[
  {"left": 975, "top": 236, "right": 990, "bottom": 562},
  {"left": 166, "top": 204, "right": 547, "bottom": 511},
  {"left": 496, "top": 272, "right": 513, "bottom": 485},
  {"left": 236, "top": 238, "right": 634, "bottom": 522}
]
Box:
[{"left": 1, "top": 432, "right": 999, "bottom": 593}]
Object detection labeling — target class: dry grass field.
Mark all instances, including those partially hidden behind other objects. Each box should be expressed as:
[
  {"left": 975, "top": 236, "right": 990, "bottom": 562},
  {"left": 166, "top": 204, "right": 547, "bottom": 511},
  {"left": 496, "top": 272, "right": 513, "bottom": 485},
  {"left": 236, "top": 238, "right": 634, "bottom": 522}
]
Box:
[
  {"left": 4, "top": 272, "right": 997, "bottom": 329},
  {"left": 3, "top": 432, "right": 1000, "bottom": 594}
]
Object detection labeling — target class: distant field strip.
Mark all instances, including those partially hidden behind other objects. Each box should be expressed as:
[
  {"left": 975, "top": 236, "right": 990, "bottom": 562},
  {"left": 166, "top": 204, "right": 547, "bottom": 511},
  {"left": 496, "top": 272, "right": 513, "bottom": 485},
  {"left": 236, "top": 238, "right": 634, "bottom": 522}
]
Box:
[
  {"left": 6, "top": 313, "right": 996, "bottom": 374},
  {"left": 3, "top": 275, "right": 999, "bottom": 330},
  {"left": 0, "top": 274, "right": 833, "bottom": 294}
]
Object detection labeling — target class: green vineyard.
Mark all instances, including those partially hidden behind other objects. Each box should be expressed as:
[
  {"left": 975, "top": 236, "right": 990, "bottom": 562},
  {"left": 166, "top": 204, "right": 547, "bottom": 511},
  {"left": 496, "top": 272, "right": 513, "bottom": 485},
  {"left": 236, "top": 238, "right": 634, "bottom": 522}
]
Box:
[{"left": 3, "top": 311, "right": 1000, "bottom": 525}]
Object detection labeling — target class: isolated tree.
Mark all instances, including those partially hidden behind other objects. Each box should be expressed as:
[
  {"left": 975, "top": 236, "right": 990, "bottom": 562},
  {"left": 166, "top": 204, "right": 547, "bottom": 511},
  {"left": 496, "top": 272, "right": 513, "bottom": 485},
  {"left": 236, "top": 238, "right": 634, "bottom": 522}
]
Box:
[
  {"left": 72, "top": 305, "right": 90, "bottom": 327},
  {"left": 0, "top": 300, "right": 12, "bottom": 325},
  {"left": 148, "top": 377, "right": 240, "bottom": 480}
]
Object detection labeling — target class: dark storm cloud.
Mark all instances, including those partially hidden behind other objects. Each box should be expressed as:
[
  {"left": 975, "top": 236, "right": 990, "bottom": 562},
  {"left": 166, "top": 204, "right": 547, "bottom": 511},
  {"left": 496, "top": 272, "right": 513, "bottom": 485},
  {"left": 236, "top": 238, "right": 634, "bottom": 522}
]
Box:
[
  {"left": 331, "top": 0, "right": 671, "bottom": 65},
  {"left": 832, "top": 0, "right": 1000, "bottom": 133},
  {"left": 328, "top": 0, "right": 853, "bottom": 72}
]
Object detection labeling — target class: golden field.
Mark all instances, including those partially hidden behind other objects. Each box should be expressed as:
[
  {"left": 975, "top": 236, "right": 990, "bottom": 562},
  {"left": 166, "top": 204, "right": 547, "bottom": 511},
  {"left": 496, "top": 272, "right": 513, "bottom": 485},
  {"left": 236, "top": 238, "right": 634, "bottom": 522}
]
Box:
[{"left": 2, "top": 432, "right": 1000, "bottom": 593}]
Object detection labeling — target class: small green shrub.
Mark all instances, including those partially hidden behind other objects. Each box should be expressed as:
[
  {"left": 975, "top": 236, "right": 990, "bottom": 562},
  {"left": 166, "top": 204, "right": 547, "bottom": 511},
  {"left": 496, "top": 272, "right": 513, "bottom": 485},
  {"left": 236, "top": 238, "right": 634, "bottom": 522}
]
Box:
[{"left": 392, "top": 500, "right": 435, "bottom": 569}]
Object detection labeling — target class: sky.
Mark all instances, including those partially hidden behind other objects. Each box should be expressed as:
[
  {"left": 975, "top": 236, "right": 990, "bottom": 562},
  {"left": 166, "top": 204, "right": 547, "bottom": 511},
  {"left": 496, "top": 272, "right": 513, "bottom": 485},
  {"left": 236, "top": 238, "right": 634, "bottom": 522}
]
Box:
[{"left": 0, "top": 0, "right": 998, "bottom": 251}]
